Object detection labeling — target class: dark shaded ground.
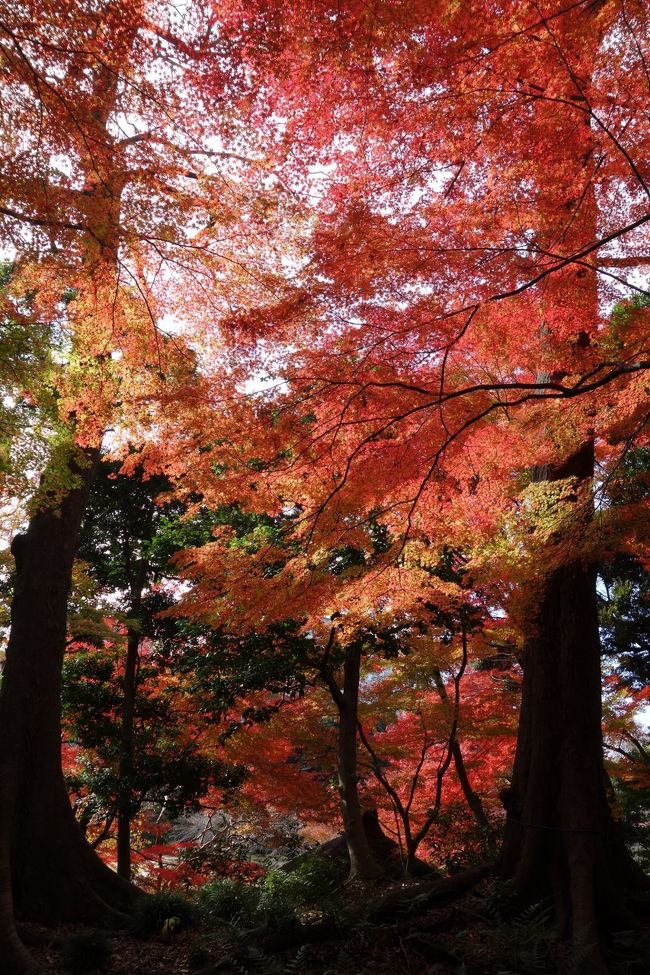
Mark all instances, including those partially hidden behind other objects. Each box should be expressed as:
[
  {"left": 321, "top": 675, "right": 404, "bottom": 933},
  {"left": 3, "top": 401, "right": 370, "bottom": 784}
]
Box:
[{"left": 21, "top": 876, "right": 650, "bottom": 975}]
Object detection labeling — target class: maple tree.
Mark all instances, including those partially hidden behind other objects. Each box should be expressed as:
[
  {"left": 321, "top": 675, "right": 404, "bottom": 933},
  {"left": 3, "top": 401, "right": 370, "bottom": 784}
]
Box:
[
  {"left": 359, "top": 665, "right": 514, "bottom": 868},
  {"left": 308, "top": 552, "right": 506, "bottom": 878},
  {"left": 223, "top": 616, "right": 517, "bottom": 875},
  {"left": 1, "top": 1, "right": 649, "bottom": 973},
  {"left": 168, "top": 491, "right": 515, "bottom": 877},
  {"left": 0, "top": 0, "right": 280, "bottom": 970},
  {"left": 169, "top": 504, "right": 451, "bottom": 879},
  {"left": 144, "top": 2, "right": 650, "bottom": 969},
  {"left": 354, "top": 586, "right": 500, "bottom": 875}
]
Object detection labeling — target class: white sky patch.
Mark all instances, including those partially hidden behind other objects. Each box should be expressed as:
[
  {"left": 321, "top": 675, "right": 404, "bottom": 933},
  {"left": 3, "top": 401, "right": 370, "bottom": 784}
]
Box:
[
  {"left": 305, "top": 160, "right": 337, "bottom": 206},
  {"left": 241, "top": 371, "right": 288, "bottom": 396},
  {"left": 48, "top": 153, "right": 74, "bottom": 178},
  {"left": 636, "top": 706, "right": 650, "bottom": 731},
  {"left": 158, "top": 313, "right": 188, "bottom": 337}
]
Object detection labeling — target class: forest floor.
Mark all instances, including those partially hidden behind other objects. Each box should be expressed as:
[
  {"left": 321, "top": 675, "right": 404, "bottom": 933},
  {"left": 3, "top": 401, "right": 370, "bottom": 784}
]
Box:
[
  {"left": 20, "top": 876, "right": 650, "bottom": 975},
  {"left": 18, "top": 904, "right": 499, "bottom": 975}
]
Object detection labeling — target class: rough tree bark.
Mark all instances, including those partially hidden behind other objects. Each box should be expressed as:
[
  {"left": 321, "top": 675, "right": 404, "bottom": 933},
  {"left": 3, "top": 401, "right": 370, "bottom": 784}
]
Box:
[
  {"left": 497, "top": 442, "right": 648, "bottom": 973},
  {"left": 0, "top": 452, "right": 138, "bottom": 975},
  {"left": 496, "top": 7, "right": 649, "bottom": 967},
  {"left": 6, "top": 451, "right": 134, "bottom": 919}
]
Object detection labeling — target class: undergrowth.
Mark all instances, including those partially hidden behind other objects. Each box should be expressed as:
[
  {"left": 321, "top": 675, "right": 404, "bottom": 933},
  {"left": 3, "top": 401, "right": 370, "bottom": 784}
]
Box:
[
  {"left": 62, "top": 930, "right": 113, "bottom": 974},
  {"left": 121, "top": 868, "right": 650, "bottom": 975},
  {"left": 196, "top": 856, "right": 345, "bottom": 931},
  {"left": 129, "top": 890, "right": 196, "bottom": 937}
]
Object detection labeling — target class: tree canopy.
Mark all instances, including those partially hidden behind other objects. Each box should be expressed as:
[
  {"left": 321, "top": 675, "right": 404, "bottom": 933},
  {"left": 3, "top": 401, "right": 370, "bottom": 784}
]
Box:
[{"left": 0, "top": 3, "right": 649, "bottom": 974}]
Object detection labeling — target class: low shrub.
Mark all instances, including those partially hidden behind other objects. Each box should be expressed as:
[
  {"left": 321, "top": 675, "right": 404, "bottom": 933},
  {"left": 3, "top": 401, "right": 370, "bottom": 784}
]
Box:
[
  {"left": 128, "top": 890, "right": 196, "bottom": 937},
  {"left": 197, "top": 877, "right": 261, "bottom": 926},
  {"left": 257, "top": 857, "right": 344, "bottom": 925}
]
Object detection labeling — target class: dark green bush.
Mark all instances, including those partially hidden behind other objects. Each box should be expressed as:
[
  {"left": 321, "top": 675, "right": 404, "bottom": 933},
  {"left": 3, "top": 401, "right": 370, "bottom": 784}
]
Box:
[
  {"left": 197, "top": 878, "right": 261, "bottom": 926},
  {"left": 282, "top": 856, "right": 344, "bottom": 898},
  {"left": 128, "top": 891, "right": 196, "bottom": 937},
  {"left": 196, "top": 857, "right": 344, "bottom": 932},
  {"left": 257, "top": 856, "right": 343, "bottom": 924}
]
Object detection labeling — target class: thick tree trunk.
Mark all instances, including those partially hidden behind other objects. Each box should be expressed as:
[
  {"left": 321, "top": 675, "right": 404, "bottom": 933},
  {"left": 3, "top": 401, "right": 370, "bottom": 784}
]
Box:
[
  {"left": 498, "top": 443, "right": 647, "bottom": 973},
  {"left": 0, "top": 451, "right": 136, "bottom": 972},
  {"left": 496, "top": 19, "right": 648, "bottom": 959},
  {"left": 0, "top": 891, "right": 35, "bottom": 975}
]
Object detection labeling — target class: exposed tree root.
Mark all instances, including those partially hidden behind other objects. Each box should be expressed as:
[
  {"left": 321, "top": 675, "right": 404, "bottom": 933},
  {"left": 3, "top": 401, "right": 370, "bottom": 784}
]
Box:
[
  {"left": 260, "top": 917, "right": 342, "bottom": 953},
  {"left": 367, "top": 862, "right": 493, "bottom": 922}
]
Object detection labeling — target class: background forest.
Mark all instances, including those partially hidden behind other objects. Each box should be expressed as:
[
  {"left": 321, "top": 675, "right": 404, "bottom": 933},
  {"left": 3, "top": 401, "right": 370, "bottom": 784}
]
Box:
[{"left": 0, "top": 2, "right": 649, "bottom": 974}]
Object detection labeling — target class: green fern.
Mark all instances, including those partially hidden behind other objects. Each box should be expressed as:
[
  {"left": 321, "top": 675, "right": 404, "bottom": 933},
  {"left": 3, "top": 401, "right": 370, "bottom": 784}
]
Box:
[
  {"left": 284, "top": 944, "right": 309, "bottom": 974},
  {"left": 607, "top": 928, "right": 650, "bottom": 975}
]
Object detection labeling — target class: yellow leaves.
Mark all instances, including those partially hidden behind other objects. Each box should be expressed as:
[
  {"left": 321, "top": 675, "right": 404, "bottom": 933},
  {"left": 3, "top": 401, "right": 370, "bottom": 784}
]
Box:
[
  {"left": 27, "top": 434, "right": 89, "bottom": 514},
  {"left": 475, "top": 473, "right": 594, "bottom": 596},
  {"left": 161, "top": 916, "right": 182, "bottom": 939},
  {"left": 520, "top": 477, "right": 587, "bottom": 539}
]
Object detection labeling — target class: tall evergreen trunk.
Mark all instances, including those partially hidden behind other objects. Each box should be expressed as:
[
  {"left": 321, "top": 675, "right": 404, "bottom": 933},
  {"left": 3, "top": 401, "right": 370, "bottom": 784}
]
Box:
[
  {"left": 497, "top": 11, "right": 648, "bottom": 967},
  {"left": 498, "top": 443, "right": 647, "bottom": 973},
  {"left": 0, "top": 454, "right": 139, "bottom": 975},
  {"left": 117, "top": 627, "right": 140, "bottom": 882},
  {"left": 0, "top": 451, "right": 135, "bottom": 934}
]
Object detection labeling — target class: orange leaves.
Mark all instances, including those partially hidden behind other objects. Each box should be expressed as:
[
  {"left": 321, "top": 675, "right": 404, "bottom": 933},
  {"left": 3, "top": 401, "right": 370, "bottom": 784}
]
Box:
[{"left": 23, "top": 2, "right": 640, "bottom": 618}]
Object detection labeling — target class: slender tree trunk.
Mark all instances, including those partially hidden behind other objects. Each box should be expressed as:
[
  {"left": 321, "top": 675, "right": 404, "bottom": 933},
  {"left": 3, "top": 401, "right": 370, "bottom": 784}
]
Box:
[
  {"left": 323, "top": 643, "right": 381, "bottom": 881},
  {"left": 432, "top": 670, "right": 492, "bottom": 835},
  {"left": 116, "top": 530, "right": 152, "bottom": 881},
  {"left": 498, "top": 443, "right": 647, "bottom": 973},
  {"left": 451, "top": 741, "right": 492, "bottom": 834},
  {"left": 117, "top": 627, "right": 140, "bottom": 881},
  {"left": 403, "top": 838, "right": 420, "bottom": 878},
  {"left": 337, "top": 715, "right": 381, "bottom": 880},
  {"left": 355, "top": 716, "right": 417, "bottom": 875},
  {"left": 401, "top": 627, "right": 470, "bottom": 875}
]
